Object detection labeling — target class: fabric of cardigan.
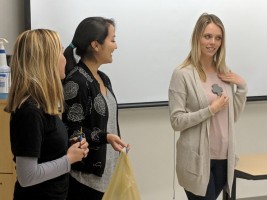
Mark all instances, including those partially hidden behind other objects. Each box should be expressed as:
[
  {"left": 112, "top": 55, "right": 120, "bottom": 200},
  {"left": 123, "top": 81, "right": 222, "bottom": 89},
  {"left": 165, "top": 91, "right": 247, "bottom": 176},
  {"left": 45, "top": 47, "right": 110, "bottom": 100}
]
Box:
[
  {"left": 168, "top": 65, "right": 247, "bottom": 196},
  {"left": 62, "top": 61, "right": 120, "bottom": 177}
]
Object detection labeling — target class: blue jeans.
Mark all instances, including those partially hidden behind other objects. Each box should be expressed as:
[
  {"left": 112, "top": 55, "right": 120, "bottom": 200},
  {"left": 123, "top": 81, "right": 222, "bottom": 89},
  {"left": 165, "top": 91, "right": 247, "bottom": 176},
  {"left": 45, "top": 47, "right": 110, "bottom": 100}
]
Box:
[{"left": 185, "top": 159, "right": 227, "bottom": 200}]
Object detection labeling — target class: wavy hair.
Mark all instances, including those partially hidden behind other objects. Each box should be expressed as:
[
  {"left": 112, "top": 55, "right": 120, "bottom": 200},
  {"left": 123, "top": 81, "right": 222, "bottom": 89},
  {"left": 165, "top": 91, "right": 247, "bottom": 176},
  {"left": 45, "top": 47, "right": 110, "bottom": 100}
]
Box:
[{"left": 6, "top": 29, "right": 64, "bottom": 115}]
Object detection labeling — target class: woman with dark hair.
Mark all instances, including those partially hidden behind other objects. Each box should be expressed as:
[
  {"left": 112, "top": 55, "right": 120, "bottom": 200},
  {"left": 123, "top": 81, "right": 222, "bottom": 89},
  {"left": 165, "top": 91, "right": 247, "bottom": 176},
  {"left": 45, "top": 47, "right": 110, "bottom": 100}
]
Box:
[
  {"left": 62, "top": 17, "right": 129, "bottom": 200},
  {"left": 168, "top": 13, "right": 247, "bottom": 199}
]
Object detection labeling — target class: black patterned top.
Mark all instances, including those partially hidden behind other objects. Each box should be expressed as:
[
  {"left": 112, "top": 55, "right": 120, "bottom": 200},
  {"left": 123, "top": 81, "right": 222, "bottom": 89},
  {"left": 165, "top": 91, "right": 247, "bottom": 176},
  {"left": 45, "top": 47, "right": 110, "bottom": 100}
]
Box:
[{"left": 62, "top": 60, "right": 120, "bottom": 177}]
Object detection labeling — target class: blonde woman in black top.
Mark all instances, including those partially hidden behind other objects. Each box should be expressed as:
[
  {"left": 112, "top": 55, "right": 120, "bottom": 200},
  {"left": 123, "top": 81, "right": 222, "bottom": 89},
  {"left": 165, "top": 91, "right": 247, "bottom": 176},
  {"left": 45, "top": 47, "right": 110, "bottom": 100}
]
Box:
[{"left": 5, "top": 29, "right": 89, "bottom": 200}]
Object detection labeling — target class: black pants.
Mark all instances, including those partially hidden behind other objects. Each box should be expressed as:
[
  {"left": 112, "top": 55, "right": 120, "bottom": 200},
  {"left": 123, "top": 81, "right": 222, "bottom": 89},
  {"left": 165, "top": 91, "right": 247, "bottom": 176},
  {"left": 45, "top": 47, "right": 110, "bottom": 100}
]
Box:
[
  {"left": 67, "top": 175, "right": 104, "bottom": 200},
  {"left": 185, "top": 159, "right": 227, "bottom": 200}
]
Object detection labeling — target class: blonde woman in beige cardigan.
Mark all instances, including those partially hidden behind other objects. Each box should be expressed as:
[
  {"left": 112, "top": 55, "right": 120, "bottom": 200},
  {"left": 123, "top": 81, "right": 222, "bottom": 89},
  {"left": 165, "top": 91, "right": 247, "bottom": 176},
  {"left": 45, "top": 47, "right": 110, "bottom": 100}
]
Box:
[{"left": 169, "top": 13, "right": 247, "bottom": 200}]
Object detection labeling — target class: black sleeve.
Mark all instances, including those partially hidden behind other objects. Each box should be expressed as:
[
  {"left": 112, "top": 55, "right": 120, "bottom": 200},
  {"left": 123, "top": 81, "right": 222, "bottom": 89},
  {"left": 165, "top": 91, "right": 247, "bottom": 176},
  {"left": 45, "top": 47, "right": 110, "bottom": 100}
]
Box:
[{"left": 10, "top": 106, "right": 44, "bottom": 158}]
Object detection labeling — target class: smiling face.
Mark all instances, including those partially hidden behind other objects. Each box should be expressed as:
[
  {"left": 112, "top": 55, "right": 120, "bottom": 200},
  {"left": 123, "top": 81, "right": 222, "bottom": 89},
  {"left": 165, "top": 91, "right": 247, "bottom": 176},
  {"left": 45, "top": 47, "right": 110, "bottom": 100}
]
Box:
[
  {"left": 97, "top": 24, "right": 117, "bottom": 64},
  {"left": 200, "top": 22, "right": 222, "bottom": 60}
]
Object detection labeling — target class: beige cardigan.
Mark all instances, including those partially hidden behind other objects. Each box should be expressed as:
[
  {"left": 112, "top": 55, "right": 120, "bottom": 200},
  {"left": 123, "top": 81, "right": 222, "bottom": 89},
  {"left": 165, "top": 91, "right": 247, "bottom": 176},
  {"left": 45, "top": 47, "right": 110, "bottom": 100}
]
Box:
[{"left": 168, "top": 65, "right": 247, "bottom": 196}]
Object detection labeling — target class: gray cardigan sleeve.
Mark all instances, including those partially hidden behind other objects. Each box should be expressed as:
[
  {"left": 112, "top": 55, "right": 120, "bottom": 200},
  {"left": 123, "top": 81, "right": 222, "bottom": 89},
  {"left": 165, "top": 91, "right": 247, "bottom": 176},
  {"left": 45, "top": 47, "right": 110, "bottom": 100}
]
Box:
[
  {"left": 16, "top": 156, "right": 71, "bottom": 187},
  {"left": 233, "top": 83, "right": 248, "bottom": 122},
  {"left": 169, "top": 67, "right": 212, "bottom": 132}
]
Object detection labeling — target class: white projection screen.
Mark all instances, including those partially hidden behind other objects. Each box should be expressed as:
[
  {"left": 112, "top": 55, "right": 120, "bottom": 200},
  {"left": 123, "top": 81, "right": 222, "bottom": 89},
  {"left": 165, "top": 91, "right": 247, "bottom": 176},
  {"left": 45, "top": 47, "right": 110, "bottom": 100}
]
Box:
[{"left": 25, "top": 0, "right": 267, "bottom": 107}]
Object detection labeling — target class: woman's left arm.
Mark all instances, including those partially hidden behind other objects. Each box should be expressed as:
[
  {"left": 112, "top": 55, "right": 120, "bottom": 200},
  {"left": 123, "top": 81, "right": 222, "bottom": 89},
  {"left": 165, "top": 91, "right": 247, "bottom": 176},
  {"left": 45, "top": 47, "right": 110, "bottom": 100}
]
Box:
[{"left": 218, "top": 71, "right": 248, "bottom": 121}]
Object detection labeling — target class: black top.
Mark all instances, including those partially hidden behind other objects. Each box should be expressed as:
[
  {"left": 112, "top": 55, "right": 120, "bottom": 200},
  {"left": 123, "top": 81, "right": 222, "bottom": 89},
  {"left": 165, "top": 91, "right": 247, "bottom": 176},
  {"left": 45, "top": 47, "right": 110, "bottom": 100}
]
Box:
[
  {"left": 10, "top": 100, "right": 69, "bottom": 200},
  {"left": 62, "top": 60, "right": 120, "bottom": 177}
]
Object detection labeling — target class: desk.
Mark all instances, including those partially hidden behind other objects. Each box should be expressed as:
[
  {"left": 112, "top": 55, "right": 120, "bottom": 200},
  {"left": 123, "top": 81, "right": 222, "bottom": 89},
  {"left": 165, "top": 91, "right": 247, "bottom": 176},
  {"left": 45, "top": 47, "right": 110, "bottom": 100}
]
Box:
[{"left": 223, "top": 154, "right": 267, "bottom": 200}]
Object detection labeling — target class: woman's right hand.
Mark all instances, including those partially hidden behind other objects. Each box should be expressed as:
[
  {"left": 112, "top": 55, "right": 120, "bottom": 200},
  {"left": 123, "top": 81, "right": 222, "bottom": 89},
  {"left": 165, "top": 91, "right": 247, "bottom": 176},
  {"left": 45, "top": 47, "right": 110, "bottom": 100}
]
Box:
[
  {"left": 66, "top": 142, "right": 89, "bottom": 164},
  {"left": 209, "top": 95, "right": 229, "bottom": 114}
]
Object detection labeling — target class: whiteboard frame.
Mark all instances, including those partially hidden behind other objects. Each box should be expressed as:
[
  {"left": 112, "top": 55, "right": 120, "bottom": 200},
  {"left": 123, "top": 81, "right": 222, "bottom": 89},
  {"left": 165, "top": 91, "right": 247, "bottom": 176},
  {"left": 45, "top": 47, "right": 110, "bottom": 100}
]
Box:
[{"left": 24, "top": 0, "right": 267, "bottom": 108}]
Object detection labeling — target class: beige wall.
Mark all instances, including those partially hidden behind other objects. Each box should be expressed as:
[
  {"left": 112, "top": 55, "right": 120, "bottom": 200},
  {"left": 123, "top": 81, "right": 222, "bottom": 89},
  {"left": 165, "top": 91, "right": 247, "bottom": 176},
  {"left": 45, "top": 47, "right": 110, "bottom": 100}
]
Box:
[{"left": 2, "top": 0, "right": 267, "bottom": 199}]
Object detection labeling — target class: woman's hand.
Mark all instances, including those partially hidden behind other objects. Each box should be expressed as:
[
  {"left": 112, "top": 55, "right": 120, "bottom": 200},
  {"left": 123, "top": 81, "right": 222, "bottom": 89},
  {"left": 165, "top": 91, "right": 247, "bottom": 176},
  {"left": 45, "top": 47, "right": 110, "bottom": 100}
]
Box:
[
  {"left": 80, "top": 138, "right": 89, "bottom": 158},
  {"left": 218, "top": 71, "right": 246, "bottom": 86},
  {"left": 67, "top": 139, "right": 89, "bottom": 164},
  {"left": 209, "top": 95, "right": 229, "bottom": 114},
  {"left": 107, "top": 134, "right": 130, "bottom": 152}
]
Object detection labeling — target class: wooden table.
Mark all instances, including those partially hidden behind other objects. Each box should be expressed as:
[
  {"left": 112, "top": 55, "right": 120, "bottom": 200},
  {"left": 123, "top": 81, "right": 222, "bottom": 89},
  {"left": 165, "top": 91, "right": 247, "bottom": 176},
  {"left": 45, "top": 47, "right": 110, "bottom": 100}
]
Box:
[{"left": 223, "top": 154, "right": 267, "bottom": 200}]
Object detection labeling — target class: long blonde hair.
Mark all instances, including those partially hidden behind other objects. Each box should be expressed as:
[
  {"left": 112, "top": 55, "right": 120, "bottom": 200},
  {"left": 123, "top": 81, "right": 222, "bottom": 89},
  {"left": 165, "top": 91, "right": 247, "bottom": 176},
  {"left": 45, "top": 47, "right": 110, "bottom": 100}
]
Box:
[
  {"left": 181, "top": 13, "right": 227, "bottom": 81},
  {"left": 6, "top": 29, "right": 64, "bottom": 115}
]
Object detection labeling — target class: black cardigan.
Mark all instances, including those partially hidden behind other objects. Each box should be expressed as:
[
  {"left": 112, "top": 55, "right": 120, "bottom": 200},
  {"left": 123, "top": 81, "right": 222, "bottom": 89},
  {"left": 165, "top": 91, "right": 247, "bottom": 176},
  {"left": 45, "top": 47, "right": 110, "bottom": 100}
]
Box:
[{"left": 62, "top": 61, "right": 120, "bottom": 177}]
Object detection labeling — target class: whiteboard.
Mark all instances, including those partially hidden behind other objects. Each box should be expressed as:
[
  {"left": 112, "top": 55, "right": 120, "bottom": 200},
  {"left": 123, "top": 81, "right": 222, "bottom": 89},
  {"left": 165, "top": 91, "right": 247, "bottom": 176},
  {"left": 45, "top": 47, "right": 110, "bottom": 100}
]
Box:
[{"left": 27, "top": 0, "right": 267, "bottom": 105}]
